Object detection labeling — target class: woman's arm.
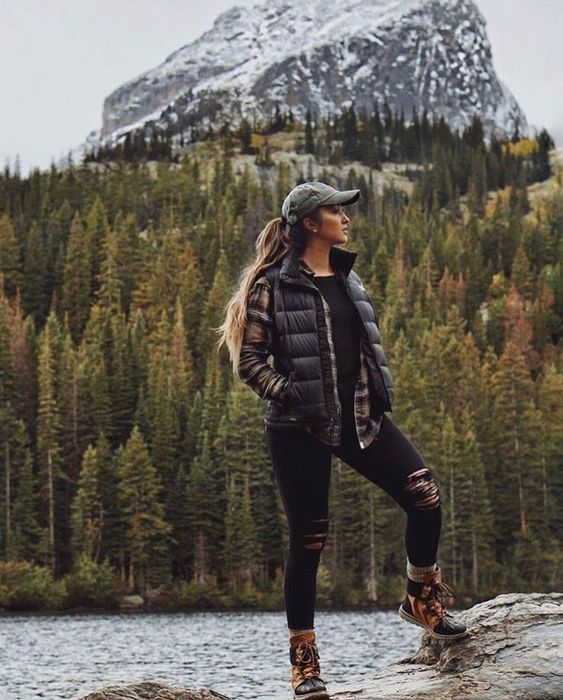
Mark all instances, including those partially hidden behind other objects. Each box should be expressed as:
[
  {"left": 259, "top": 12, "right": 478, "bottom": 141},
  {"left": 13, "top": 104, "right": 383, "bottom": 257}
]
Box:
[{"left": 237, "top": 275, "right": 290, "bottom": 407}]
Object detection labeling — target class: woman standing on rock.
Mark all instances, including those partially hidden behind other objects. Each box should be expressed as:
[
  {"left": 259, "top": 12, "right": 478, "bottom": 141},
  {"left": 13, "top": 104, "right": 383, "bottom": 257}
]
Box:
[{"left": 218, "top": 181, "right": 468, "bottom": 700}]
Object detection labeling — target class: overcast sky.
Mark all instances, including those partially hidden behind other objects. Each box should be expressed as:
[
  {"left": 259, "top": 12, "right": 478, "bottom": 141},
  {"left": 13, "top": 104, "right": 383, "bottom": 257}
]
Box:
[{"left": 1, "top": 0, "right": 561, "bottom": 177}]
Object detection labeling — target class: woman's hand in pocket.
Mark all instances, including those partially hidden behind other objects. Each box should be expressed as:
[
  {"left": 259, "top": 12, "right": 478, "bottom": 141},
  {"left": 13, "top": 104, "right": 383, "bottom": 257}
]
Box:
[{"left": 283, "top": 369, "right": 296, "bottom": 408}]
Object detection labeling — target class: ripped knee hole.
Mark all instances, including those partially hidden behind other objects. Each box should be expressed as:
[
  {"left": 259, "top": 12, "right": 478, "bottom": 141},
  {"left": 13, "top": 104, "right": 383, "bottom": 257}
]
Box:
[
  {"left": 303, "top": 517, "right": 329, "bottom": 550},
  {"left": 404, "top": 468, "right": 440, "bottom": 509}
]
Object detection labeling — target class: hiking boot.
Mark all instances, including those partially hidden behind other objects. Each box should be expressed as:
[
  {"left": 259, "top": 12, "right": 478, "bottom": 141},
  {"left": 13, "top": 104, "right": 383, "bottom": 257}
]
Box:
[
  {"left": 289, "top": 630, "right": 329, "bottom": 699},
  {"left": 398, "top": 565, "right": 469, "bottom": 640}
]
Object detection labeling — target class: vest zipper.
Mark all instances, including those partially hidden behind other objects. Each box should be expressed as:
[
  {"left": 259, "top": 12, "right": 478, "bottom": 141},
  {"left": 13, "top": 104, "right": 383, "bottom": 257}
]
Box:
[
  {"left": 317, "top": 289, "right": 342, "bottom": 445},
  {"left": 354, "top": 351, "right": 364, "bottom": 449}
]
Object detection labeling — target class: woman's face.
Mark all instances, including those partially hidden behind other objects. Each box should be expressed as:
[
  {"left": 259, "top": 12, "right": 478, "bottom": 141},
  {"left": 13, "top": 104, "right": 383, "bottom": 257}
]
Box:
[{"left": 305, "top": 204, "right": 350, "bottom": 245}]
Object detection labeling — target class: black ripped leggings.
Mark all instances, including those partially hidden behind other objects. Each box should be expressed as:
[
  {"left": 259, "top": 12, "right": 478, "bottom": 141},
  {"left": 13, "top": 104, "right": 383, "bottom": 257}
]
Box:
[{"left": 266, "top": 383, "right": 442, "bottom": 630}]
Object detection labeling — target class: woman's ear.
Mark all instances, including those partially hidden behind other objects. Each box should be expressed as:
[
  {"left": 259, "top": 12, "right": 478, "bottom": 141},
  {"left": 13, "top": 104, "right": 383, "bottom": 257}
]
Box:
[
  {"left": 302, "top": 214, "right": 320, "bottom": 235},
  {"left": 301, "top": 216, "right": 313, "bottom": 234}
]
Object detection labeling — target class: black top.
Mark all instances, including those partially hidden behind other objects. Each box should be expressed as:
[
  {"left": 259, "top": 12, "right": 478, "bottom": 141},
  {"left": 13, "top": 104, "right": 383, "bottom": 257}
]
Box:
[{"left": 311, "top": 274, "right": 362, "bottom": 389}]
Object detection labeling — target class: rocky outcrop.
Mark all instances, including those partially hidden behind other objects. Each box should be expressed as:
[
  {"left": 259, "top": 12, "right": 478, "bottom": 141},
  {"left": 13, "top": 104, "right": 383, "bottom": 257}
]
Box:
[
  {"left": 90, "top": 0, "right": 527, "bottom": 150},
  {"left": 79, "top": 593, "right": 562, "bottom": 700},
  {"left": 325, "top": 592, "right": 563, "bottom": 699}
]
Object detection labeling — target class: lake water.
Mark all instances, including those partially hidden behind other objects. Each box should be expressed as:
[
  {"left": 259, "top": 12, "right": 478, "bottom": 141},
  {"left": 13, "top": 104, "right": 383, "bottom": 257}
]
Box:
[{"left": 0, "top": 608, "right": 426, "bottom": 699}]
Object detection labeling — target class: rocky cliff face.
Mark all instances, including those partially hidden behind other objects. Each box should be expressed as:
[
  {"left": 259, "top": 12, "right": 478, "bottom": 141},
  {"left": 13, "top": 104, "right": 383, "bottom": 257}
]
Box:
[{"left": 95, "top": 0, "right": 526, "bottom": 150}]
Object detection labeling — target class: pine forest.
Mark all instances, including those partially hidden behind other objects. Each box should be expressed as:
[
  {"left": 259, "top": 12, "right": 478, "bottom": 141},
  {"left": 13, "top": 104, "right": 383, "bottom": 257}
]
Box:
[{"left": 0, "top": 106, "right": 561, "bottom": 612}]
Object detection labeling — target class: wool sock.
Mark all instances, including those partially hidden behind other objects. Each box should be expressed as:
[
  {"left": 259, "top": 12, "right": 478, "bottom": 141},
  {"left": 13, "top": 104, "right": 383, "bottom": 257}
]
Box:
[
  {"left": 289, "top": 627, "right": 315, "bottom": 638},
  {"left": 406, "top": 557, "right": 437, "bottom": 582}
]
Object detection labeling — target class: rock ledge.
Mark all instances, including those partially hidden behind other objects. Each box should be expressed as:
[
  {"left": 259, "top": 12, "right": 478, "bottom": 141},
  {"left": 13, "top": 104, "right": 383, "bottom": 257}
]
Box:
[{"left": 79, "top": 593, "right": 563, "bottom": 700}]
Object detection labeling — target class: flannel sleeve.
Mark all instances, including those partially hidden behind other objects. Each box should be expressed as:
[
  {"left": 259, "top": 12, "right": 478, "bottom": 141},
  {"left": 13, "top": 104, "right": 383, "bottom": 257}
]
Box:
[{"left": 237, "top": 275, "right": 289, "bottom": 406}]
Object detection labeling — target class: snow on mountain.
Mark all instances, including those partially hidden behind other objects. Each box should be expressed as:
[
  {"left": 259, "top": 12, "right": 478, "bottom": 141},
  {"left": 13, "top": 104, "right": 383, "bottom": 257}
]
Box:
[{"left": 74, "top": 0, "right": 529, "bottom": 160}]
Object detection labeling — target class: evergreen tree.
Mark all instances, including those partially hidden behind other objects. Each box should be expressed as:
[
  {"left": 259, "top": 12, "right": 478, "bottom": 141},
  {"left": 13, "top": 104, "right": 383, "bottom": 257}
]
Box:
[
  {"left": 239, "top": 117, "right": 253, "bottom": 155},
  {"left": 146, "top": 308, "right": 180, "bottom": 492},
  {"left": 0, "top": 214, "right": 24, "bottom": 299},
  {"left": 22, "top": 219, "right": 47, "bottom": 321},
  {"left": 117, "top": 425, "right": 172, "bottom": 593},
  {"left": 219, "top": 378, "right": 282, "bottom": 587},
  {"left": 83, "top": 195, "right": 109, "bottom": 297},
  {"left": 166, "top": 463, "right": 190, "bottom": 579},
  {"left": 81, "top": 305, "right": 112, "bottom": 444},
  {"left": 0, "top": 403, "right": 36, "bottom": 558},
  {"left": 536, "top": 364, "right": 563, "bottom": 537},
  {"left": 62, "top": 212, "right": 91, "bottom": 344},
  {"left": 342, "top": 105, "right": 359, "bottom": 161},
  {"left": 185, "top": 427, "right": 221, "bottom": 584},
  {"left": 456, "top": 407, "right": 495, "bottom": 594},
  {"left": 95, "top": 432, "right": 124, "bottom": 571},
  {"left": 223, "top": 469, "right": 258, "bottom": 593},
  {"left": 11, "top": 438, "right": 43, "bottom": 562},
  {"left": 70, "top": 444, "right": 103, "bottom": 563},
  {"left": 36, "top": 315, "right": 64, "bottom": 573},
  {"left": 510, "top": 244, "right": 534, "bottom": 300},
  {"left": 0, "top": 289, "right": 15, "bottom": 409},
  {"left": 490, "top": 341, "right": 541, "bottom": 559}
]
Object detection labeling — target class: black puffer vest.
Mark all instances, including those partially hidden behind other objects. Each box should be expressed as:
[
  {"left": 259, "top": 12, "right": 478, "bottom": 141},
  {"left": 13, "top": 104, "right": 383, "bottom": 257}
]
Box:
[{"left": 263, "top": 246, "right": 394, "bottom": 446}]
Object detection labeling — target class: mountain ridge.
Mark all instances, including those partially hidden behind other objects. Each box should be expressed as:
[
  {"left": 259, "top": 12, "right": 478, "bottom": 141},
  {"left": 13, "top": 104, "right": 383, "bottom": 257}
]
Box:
[{"left": 71, "top": 0, "right": 528, "bottom": 165}]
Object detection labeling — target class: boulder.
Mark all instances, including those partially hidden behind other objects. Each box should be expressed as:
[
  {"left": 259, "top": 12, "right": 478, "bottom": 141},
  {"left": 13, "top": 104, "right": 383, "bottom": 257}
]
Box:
[
  {"left": 79, "top": 680, "right": 229, "bottom": 699},
  {"left": 118, "top": 594, "right": 145, "bottom": 610}
]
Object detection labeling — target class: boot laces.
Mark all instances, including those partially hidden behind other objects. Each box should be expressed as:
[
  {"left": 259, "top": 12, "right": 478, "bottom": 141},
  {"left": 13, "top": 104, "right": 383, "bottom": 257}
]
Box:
[
  {"left": 423, "top": 580, "right": 455, "bottom": 620},
  {"left": 294, "top": 640, "right": 321, "bottom": 679}
]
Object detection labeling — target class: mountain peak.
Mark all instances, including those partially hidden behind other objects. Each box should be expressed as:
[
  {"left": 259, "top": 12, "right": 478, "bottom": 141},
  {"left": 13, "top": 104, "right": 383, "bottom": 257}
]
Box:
[{"left": 81, "top": 0, "right": 526, "bottom": 158}]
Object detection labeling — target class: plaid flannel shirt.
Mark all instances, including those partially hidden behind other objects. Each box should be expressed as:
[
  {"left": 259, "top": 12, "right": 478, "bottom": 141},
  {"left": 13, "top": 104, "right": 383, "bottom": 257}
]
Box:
[{"left": 237, "top": 258, "right": 384, "bottom": 449}]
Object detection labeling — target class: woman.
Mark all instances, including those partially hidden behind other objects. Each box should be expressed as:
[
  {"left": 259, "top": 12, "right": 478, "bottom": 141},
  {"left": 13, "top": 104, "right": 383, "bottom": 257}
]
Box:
[{"left": 218, "top": 181, "right": 468, "bottom": 700}]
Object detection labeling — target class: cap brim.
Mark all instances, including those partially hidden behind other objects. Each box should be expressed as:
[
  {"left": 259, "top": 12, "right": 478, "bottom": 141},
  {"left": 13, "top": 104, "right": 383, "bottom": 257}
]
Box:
[{"left": 320, "top": 189, "right": 361, "bottom": 207}]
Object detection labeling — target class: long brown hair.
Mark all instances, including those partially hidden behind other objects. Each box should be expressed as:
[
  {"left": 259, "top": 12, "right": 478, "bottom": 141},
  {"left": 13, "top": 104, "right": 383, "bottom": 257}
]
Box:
[{"left": 215, "top": 209, "right": 322, "bottom": 372}]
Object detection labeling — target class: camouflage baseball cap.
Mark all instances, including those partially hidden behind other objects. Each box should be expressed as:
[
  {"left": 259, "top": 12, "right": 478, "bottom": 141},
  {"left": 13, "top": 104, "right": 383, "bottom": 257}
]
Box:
[{"left": 281, "top": 181, "right": 361, "bottom": 226}]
